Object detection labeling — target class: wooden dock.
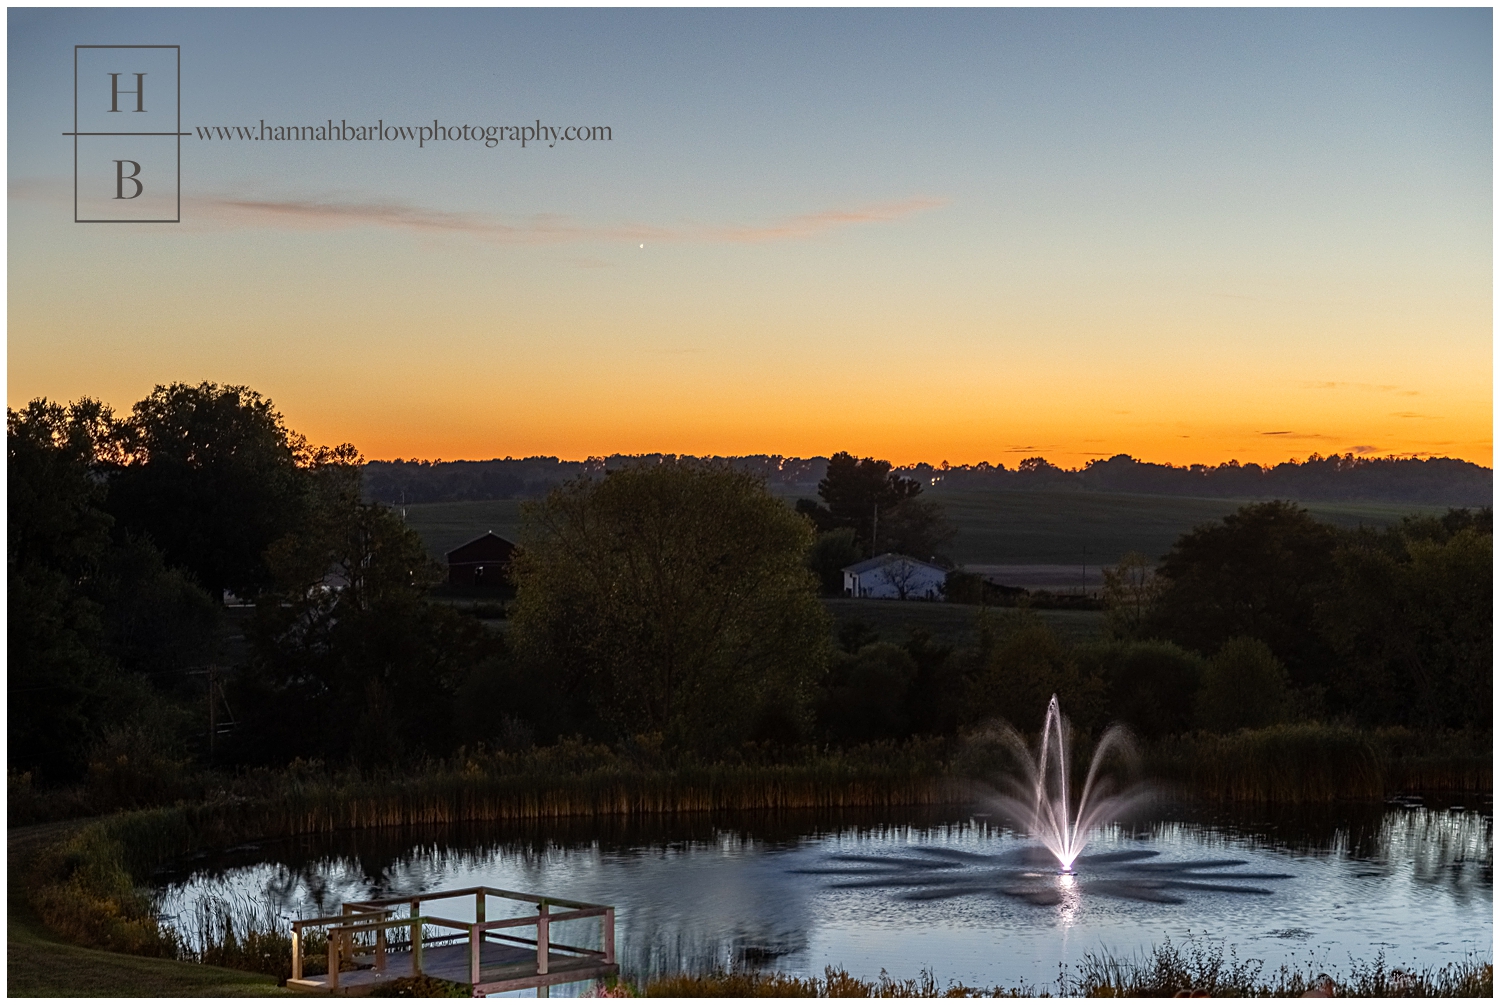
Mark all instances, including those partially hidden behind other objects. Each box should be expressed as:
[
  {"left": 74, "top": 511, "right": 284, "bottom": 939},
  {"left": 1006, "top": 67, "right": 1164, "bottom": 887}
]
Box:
[{"left": 284, "top": 886, "right": 617, "bottom": 997}]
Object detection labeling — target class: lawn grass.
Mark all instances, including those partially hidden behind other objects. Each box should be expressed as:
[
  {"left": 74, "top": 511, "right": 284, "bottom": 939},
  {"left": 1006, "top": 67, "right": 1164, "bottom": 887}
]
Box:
[
  {"left": 400, "top": 490, "right": 1445, "bottom": 566},
  {"left": 7, "top": 822, "right": 286, "bottom": 997},
  {"left": 6, "top": 915, "right": 285, "bottom": 997}
]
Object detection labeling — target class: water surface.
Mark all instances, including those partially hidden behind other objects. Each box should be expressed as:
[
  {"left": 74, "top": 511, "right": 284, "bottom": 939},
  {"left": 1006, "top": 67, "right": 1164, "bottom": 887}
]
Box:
[{"left": 155, "top": 799, "right": 1491, "bottom": 994}]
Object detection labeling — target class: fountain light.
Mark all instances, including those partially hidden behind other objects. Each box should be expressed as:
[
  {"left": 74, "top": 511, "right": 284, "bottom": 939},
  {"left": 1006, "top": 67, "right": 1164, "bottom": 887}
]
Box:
[{"left": 984, "top": 695, "right": 1149, "bottom": 875}]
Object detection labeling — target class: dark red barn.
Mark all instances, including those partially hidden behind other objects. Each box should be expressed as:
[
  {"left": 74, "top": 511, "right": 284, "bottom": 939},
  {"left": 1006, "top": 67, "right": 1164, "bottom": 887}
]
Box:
[{"left": 446, "top": 532, "right": 517, "bottom": 588}]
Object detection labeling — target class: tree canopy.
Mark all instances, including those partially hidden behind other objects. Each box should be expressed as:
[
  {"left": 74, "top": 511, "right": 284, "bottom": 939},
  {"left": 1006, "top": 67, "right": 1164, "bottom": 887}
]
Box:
[
  {"left": 796, "top": 451, "right": 952, "bottom": 561},
  {"left": 511, "top": 461, "right": 831, "bottom": 751},
  {"left": 106, "top": 382, "right": 309, "bottom": 599},
  {"left": 1146, "top": 501, "right": 1339, "bottom": 690}
]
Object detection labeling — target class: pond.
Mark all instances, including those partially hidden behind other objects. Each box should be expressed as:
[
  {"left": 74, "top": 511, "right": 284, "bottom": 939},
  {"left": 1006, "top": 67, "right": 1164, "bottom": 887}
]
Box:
[{"left": 153, "top": 798, "right": 1491, "bottom": 995}]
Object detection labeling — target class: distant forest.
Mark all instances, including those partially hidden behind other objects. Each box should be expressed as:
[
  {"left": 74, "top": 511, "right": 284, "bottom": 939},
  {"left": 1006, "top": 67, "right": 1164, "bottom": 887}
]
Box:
[{"left": 364, "top": 452, "right": 1492, "bottom": 507}]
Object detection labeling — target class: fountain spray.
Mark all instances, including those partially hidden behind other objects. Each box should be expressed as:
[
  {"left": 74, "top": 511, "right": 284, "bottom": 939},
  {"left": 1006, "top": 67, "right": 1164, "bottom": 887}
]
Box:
[{"left": 985, "top": 695, "right": 1149, "bottom": 873}]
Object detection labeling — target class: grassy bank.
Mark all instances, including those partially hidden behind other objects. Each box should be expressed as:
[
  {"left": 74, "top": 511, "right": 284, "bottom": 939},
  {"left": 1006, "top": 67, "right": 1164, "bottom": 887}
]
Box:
[{"left": 6, "top": 823, "right": 286, "bottom": 997}]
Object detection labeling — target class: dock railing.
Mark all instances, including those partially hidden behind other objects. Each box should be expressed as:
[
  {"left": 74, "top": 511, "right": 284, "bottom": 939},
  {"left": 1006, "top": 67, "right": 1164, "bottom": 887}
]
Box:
[{"left": 290, "top": 886, "right": 616, "bottom": 991}]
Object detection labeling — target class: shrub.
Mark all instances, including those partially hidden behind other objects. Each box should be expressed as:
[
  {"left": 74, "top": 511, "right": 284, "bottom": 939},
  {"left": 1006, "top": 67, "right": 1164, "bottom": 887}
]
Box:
[
  {"left": 1076, "top": 640, "right": 1204, "bottom": 739},
  {"left": 818, "top": 643, "right": 919, "bottom": 743},
  {"left": 1195, "top": 637, "right": 1291, "bottom": 732}
]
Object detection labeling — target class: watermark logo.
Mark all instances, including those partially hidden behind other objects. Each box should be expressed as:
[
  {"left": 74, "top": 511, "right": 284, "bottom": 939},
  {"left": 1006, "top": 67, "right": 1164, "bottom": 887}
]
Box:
[{"left": 69, "top": 45, "right": 183, "bottom": 222}]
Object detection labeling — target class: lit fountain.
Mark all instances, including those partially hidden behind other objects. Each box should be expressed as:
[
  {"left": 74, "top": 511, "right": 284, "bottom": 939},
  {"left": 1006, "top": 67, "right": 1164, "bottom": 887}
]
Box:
[
  {"left": 984, "top": 694, "right": 1149, "bottom": 873},
  {"left": 796, "top": 695, "right": 1290, "bottom": 905}
]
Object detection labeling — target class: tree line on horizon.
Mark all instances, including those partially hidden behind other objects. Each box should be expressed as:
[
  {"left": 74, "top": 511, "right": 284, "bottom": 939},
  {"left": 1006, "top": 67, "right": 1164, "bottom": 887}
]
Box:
[
  {"left": 8, "top": 381, "right": 1491, "bottom": 802},
  {"left": 363, "top": 451, "right": 1491, "bottom": 508}
]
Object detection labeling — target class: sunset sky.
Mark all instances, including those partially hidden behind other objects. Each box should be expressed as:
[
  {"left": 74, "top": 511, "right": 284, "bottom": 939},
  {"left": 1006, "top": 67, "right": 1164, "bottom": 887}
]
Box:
[{"left": 8, "top": 8, "right": 1492, "bottom": 467}]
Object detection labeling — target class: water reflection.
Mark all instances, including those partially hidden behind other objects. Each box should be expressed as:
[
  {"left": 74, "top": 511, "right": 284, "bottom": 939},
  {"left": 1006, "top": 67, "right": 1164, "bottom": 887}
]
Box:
[
  {"left": 154, "top": 801, "right": 1491, "bottom": 992},
  {"left": 794, "top": 845, "right": 1293, "bottom": 904}
]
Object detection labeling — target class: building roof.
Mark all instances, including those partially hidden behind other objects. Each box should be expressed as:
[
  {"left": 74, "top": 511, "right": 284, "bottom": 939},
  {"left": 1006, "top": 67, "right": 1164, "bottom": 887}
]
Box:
[
  {"left": 841, "top": 552, "right": 947, "bottom": 576},
  {"left": 446, "top": 531, "right": 518, "bottom": 563}
]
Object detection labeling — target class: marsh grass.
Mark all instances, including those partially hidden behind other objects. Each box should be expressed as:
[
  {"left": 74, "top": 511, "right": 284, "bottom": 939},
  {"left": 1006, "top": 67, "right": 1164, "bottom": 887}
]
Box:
[
  {"left": 189, "top": 890, "right": 330, "bottom": 981},
  {"left": 1144, "top": 724, "right": 1489, "bottom": 803},
  {"left": 1071, "top": 936, "right": 1493, "bottom": 997},
  {"left": 630, "top": 941, "right": 1493, "bottom": 998},
  {"left": 641, "top": 965, "right": 1041, "bottom": 997}
]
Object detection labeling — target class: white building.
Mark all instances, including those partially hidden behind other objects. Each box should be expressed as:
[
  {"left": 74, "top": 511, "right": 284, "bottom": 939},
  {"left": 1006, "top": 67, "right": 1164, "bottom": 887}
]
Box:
[{"left": 842, "top": 553, "right": 949, "bottom": 600}]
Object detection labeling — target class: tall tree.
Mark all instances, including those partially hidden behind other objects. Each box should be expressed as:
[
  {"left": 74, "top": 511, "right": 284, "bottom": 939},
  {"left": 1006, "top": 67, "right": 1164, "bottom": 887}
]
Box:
[
  {"left": 511, "top": 461, "right": 831, "bottom": 752},
  {"left": 8, "top": 399, "right": 121, "bottom": 779},
  {"left": 797, "top": 452, "right": 939, "bottom": 557},
  {"left": 1146, "top": 501, "right": 1340, "bottom": 691},
  {"left": 106, "top": 382, "right": 309, "bottom": 600},
  {"left": 242, "top": 447, "right": 490, "bottom": 763},
  {"left": 1321, "top": 518, "right": 1491, "bottom": 729}
]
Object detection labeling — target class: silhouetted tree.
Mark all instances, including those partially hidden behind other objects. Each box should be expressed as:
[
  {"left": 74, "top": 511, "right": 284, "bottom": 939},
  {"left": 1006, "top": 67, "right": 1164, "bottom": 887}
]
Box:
[
  {"left": 807, "top": 527, "right": 862, "bottom": 595},
  {"left": 241, "top": 448, "right": 490, "bottom": 763},
  {"left": 1321, "top": 517, "right": 1491, "bottom": 729},
  {"left": 796, "top": 451, "right": 942, "bottom": 557},
  {"left": 107, "top": 382, "right": 309, "bottom": 600},
  {"left": 877, "top": 496, "right": 956, "bottom": 563},
  {"left": 817, "top": 643, "right": 917, "bottom": 743},
  {"left": 9, "top": 399, "right": 123, "bottom": 779},
  {"left": 1101, "top": 551, "right": 1162, "bottom": 640},
  {"left": 1076, "top": 640, "right": 1204, "bottom": 738},
  {"left": 1147, "top": 501, "right": 1339, "bottom": 691}
]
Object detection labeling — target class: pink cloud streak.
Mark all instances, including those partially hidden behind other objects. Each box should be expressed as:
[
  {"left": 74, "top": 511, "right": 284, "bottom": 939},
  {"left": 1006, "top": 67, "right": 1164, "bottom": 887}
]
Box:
[{"left": 185, "top": 194, "right": 947, "bottom": 244}]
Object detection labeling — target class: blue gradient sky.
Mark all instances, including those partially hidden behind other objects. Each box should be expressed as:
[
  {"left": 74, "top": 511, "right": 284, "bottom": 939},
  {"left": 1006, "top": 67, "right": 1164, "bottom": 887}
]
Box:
[{"left": 9, "top": 8, "right": 1492, "bottom": 465}]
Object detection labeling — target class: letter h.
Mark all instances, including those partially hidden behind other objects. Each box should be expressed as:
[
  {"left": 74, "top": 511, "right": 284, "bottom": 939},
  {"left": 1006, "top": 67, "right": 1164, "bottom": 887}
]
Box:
[{"left": 108, "top": 72, "right": 146, "bottom": 112}]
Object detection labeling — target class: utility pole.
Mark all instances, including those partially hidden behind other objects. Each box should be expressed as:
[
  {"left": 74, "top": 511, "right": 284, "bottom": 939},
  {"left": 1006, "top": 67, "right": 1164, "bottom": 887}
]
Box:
[
  {"left": 191, "top": 664, "right": 236, "bottom": 766},
  {"left": 872, "top": 503, "right": 879, "bottom": 556},
  {"left": 208, "top": 665, "right": 217, "bottom": 764}
]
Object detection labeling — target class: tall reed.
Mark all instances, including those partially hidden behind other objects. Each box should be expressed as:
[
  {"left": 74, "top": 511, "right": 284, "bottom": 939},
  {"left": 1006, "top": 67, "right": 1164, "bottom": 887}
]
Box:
[
  {"left": 635, "top": 942, "right": 1493, "bottom": 997},
  {"left": 1149, "top": 724, "right": 1384, "bottom": 802},
  {"left": 1070, "top": 936, "right": 1493, "bottom": 998},
  {"left": 1147, "top": 724, "right": 1491, "bottom": 803}
]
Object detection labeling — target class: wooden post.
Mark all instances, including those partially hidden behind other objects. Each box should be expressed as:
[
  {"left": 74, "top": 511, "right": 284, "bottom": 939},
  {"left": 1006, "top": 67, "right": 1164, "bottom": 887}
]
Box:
[
  {"left": 328, "top": 925, "right": 341, "bottom": 990},
  {"left": 470, "top": 923, "right": 481, "bottom": 986},
  {"left": 291, "top": 923, "right": 303, "bottom": 981},
  {"left": 476, "top": 889, "right": 486, "bottom": 928},
  {"left": 375, "top": 918, "right": 387, "bottom": 972},
  {"left": 604, "top": 907, "right": 615, "bottom": 965},
  {"left": 536, "top": 901, "right": 550, "bottom": 976},
  {"left": 411, "top": 899, "right": 423, "bottom": 975}
]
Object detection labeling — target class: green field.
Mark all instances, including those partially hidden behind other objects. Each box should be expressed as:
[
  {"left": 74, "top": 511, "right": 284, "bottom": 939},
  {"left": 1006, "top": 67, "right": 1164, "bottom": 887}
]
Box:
[
  {"left": 401, "top": 489, "right": 1446, "bottom": 566},
  {"left": 825, "top": 598, "right": 1105, "bottom": 648},
  {"left": 402, "top": 498, "right": 526, "bottom": 559},
  {"left": 931, "top": 488, "right": 1448, "bottom": 564}
]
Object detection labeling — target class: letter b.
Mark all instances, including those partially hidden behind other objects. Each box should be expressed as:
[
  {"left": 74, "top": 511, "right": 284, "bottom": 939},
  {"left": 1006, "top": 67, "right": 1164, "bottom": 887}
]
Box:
[{"left": 114, "top": 160, "right": 143, "bottom": 199}]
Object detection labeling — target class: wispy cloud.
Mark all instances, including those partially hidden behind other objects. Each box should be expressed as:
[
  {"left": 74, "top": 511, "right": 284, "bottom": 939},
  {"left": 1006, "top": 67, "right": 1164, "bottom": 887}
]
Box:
[
  {"left": 1391, "top": 411, "right": 1441, "bottom": 419},
  {"left": 182, "top": 193, "right": 947, "bottom": 245},
  {"left": 1259, "top": 430, "right": 1334, "bottom": 440},
  {"left": 1298, "top": 380, "right": 1419, "bottom": 396}
]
